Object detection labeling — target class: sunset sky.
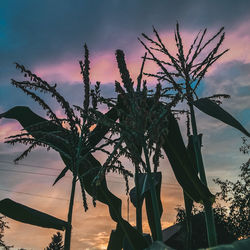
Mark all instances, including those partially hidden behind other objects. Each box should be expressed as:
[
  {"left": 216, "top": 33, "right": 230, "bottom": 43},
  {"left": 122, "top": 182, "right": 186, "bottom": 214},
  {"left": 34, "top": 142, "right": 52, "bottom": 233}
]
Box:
[{"left": 0, "top": 0, "right": 250, "bottom": 249}]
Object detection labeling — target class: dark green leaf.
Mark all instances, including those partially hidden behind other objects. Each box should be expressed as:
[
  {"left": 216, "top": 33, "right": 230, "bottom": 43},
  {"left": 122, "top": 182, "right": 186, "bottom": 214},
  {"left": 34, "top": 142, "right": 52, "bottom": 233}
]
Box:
[
  {"left": 100, "top": 189, "right": 149, "bottom": 250},
  {"left": 162, "top": 112, "right": 214, "bottom": 203},
  {"left": 193, "top": 98, "right": 250, "bottom": 137},
  {"left": 53, "top": 166, "right": 69, "bottom": 186},
  {"left": 129, "top": 172, "right": 163, "bottom": 241},
  {"left": 107, "top": 229, "right": 124, "bottom": 250},
  {"left": 129, "top": 172, "right": 161, "bottom": 207},
  {"left": 0, "top": 198, "right": 67, "bottom": 230}
]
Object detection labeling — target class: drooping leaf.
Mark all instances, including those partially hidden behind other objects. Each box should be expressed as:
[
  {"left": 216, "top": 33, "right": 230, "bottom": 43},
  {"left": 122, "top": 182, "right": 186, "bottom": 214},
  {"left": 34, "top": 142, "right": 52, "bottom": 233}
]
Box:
[
  {"left": 129, "top": 172, "right": 161, "bottom": 207},
  {"left": 107, "top": 229, "right": 124, "bottom": 250},
  {"left": 184, "top": 134, "right": 202, "bottom": 214},
  {"left": 0, "top": 106, "right": 124, "bottom": 225},
  {"left": 100, "top": 189, "right": 149, "bottom": 250},
  {"left": 119, "top": 219, "right": 149, "bottom": 250},
  {"left": 0, "top": 198, "right": 67, "bottom": 230},
  {"left": 144, "top": 173, "right": 163, "bottom": 241},
  {"left": 0, "top": 106, "right": 71, "bottom": 154},
  {"left": 183, "top": 134, "right": 202, "bottom": 250},
  {"left": 193, "top": 98, "right": 250, "bottom": 137},
  {"left": 162, "top": 111, "right": 215, "bottom": 203},
  {"left": 129, "top": 172, "right": 163, "bottom": 241},
  {"left": 53, "top": 166, "right": 69, "bottom": 186}
]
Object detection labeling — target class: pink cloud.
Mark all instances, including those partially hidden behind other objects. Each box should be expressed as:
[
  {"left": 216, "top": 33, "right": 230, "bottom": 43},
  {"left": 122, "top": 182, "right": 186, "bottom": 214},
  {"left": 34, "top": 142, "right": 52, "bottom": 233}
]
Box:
[
  {"left": 223, "top": 20, "right": 250, "bottom": 64},
  {"left": 0, "top": 121, "right": 23, "bottom": 142},
  {"left": 32, "top": 20, "right": 250, "bottom": 88}
]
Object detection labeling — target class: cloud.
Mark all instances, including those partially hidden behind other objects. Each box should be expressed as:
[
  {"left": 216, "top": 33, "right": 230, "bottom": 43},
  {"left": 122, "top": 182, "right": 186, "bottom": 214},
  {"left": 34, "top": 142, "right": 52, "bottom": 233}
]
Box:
[
  {"left": 1, "top": 0, "right": 250, "bottom": 84},
  {"left": 202, "top": 61, "right": 250, "bottom": 112},
  {"left": 1, "top": 1, "right": 250, "bottom": 249}
]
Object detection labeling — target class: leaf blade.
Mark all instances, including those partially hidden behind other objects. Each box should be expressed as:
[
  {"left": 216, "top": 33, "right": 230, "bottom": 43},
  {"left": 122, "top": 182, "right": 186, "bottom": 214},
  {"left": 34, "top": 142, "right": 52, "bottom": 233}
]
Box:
[
  {"left": 53, "top": 166, "right": 69, "bottom": 186},
  {"left": 0, "top": 198, "right": 67, "bottom": 230},
  {"left": 193, "top": 98, "right": 250, "bottom": 137}
]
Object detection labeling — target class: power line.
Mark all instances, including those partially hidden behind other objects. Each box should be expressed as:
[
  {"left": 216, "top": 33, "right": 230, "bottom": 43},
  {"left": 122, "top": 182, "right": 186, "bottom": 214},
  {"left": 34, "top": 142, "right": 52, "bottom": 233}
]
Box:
[
  {"left": 0, "top": 168, "right": 70, "bottom": 178},
  {"left": 0, "top": 160, "right": 61, "bottom": 171},
  {"left": 0, "top": 187, "right": 69, "bottom": 201},
  {"left": 0, "top": 161, "right": 216, "bottom": 190},
  {"left": 0, "top": 167, "right": 182, "bottom": 187}
]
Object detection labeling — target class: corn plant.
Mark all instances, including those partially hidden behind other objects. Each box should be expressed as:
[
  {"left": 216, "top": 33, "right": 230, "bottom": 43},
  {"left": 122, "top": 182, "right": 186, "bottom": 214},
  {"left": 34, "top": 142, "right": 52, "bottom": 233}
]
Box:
[
  {"left": 0, "top": 45, "right": 135, "bottom": 249},
  {"left": 1, "top": 24, "right": 248, "bottom": 249},
  {"left": 91, "top": 47, "right": 218, "bottom": 249},
  {"left": 139, "top": 23, "right": 250, "bottom": 248}
]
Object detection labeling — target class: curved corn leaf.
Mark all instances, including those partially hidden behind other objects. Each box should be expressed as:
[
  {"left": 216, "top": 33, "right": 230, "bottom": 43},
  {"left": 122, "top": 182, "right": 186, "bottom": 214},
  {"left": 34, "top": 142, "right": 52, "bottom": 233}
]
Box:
[
  {"left": 1, "top": 106, "right": 149, "bottom": 248},
  {"left": 107, "top": 229, "right": 124, "bottom": 250},
  {"left": 162, "top": 112, "right": 214, "bottom": 203},
  {"left": 0, "top": 198, "right": 67, "bottom": 230},
  {"left": 0, "top": 106, "right": 71, "bottom": 155},
  {"left": 193, "top": 98, "right": 250, "bottom": 137},
  {"left": 101, "top": 189, "right": 149, "bottom": 250},
  {"left": 0, "top": 106, "right": 123, "bottom": 224},
  {"left": 130, "top": 172, "right": 161, "bottom": 207},
  {"left": 53, "top": 166, "right": 69, "bottom": 186},
  {"left": 183, "top": 135, "right": 202, "bottom": 250},
  {"left": 144, "top": 173, "right": 163, "bottom": 241},
  {"left": 184, "top": 134, "right": 202, "bottom": 215},
  {"left": 130, "top": 172, "right": 163, "bottom": 241}
]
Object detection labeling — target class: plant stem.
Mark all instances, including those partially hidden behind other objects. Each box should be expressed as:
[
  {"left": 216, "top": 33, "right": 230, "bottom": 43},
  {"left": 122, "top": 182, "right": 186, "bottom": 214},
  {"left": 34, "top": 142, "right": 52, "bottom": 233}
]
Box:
[
  {"left": 183, "top": 192, "right": 192, "bottom": 250},
  {"left": 64, "top": 174, "right": 77, "bottom": 250},
  {"left": 135, "top": 165, "right": 143, "bottom": 233},
  {"left": 143, "top": 144, "right": 162, "bottom": 241},
  {"left": 189, "top": 103, "right": 217, "bottom": 247}
]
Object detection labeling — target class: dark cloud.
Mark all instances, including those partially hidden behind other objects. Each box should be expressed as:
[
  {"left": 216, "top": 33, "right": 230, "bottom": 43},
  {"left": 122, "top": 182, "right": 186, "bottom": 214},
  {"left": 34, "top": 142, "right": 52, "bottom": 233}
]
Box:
[{"left": 1, "top": 0, "right": 250, "bottom": 68}]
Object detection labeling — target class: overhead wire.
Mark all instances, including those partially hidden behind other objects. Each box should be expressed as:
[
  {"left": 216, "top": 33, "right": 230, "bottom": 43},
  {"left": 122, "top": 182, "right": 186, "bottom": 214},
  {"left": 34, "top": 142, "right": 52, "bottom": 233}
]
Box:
[
  {"left": 0, "top": 161, "right": 217, "bottom": 203},
  {"left": 0, "top": 160, "right": 182, "bottom": 186}
]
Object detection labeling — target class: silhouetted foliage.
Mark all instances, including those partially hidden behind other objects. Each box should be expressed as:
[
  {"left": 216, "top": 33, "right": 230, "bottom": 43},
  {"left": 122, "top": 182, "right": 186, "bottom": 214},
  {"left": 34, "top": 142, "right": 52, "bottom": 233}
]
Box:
[
  {"left": 175, "top": 205, "right": 236, "bottom": 249},
  {"left": 214, "top": 137, "right": 250, "bottom": 240},
  {"left": 175, "top": 138, "right": 250, "bottom": 249},
  {"left": 1, "top": 24, "right": 249, "bottom": 250},
  {"left": 0, "top": 216, "right": 12, "bottom": 249},
  {"left": 45, "top": 232, "right": 64, "bottom": 250}
]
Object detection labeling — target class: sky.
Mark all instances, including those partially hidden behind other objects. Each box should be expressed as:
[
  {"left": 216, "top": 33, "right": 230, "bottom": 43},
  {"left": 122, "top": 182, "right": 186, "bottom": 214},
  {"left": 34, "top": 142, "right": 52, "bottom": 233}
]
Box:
[{"left": 0, "top": 0, "right": 250, "bottom": 249}]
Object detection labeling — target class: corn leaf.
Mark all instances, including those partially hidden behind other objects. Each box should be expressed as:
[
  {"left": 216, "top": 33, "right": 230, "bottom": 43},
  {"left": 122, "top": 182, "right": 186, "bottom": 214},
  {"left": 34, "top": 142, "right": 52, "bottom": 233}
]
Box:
[
  {"left": 0, "top": 198, "right": 67, "bottom": 230},
  {"left": 53, "top": 166, "right": 69, "bottom": 186},
  {"left": 162, "top": 112, "right": 214, "bottom": 203},
  {"left": 193, "top": 98, "right": 250, "bottom": 137},
  {"left": 183, "top": 135, "right": 202, "bottom": 249},
  {"left": 107, "top": 229, "right": 124, "bottom": 250},
  {"left": 130, "top": 172, "right": 163, "bottom": 241},
  {"left": 100, "top": 189, "right": 149, "bottom": 250}
]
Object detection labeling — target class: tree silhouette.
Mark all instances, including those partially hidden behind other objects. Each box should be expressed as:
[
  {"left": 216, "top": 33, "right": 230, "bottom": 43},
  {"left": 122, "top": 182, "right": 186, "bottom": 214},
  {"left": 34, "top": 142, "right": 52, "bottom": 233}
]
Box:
[
  {"left": 175, "top": 205, "right": 236, "bottom": 249},
  {"left": 45, "top": 232, "right": 64, "bottom": 250},
  {"left": 214, "top": 137, "right": 250, "bottom": 240},
  {"left": 0, "top": 216, "right": 12, "bottom": 250},
  {"left": 175, "top": 138, "right": 250, "bottom": 249}
]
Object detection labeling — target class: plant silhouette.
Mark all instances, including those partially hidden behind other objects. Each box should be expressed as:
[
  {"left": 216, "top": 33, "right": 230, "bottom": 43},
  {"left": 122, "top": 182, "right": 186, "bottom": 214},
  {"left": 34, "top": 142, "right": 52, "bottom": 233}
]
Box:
[{"left": 0, "top": 25, "right": 249, "bottom": 250}]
